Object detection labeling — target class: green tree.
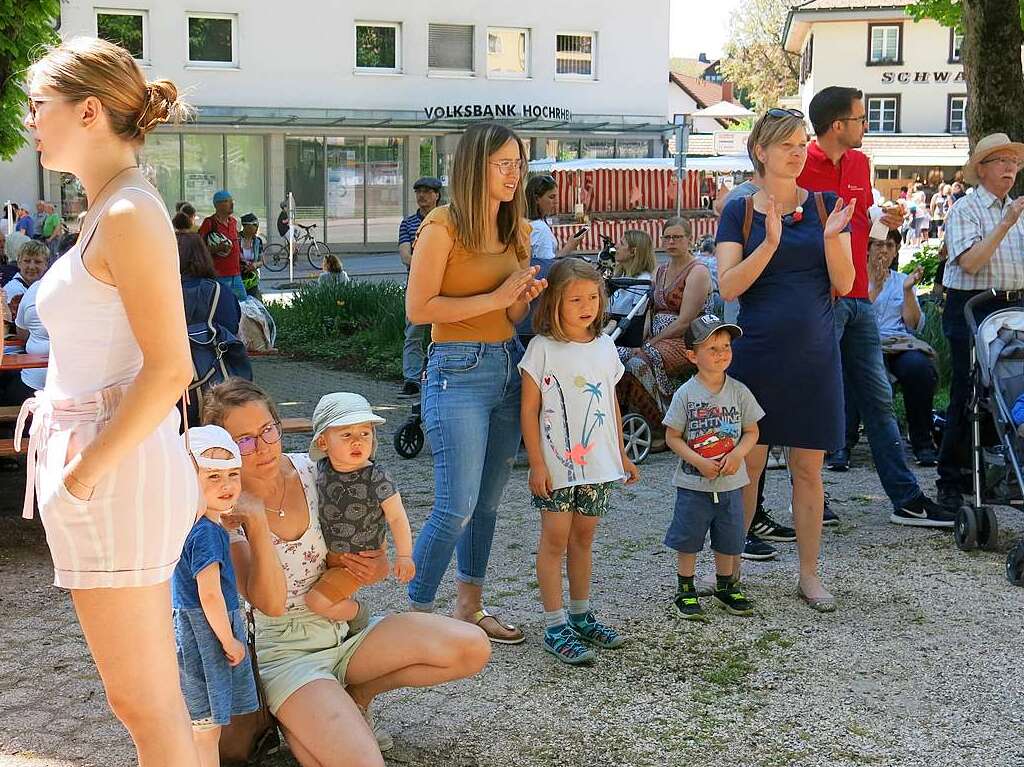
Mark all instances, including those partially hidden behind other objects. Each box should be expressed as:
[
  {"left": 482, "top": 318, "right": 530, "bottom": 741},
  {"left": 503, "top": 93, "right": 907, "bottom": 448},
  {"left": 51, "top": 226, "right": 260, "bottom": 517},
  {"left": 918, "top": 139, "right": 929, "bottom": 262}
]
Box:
[
  {"left": 720, "top": 0, "right": 801, "bottom": 111},
  {"left": 0, "top": 1, "right": 59, "bottom": 160},
  {"left": 911, "top": 0, "right": 1024, "bottom": 193}
]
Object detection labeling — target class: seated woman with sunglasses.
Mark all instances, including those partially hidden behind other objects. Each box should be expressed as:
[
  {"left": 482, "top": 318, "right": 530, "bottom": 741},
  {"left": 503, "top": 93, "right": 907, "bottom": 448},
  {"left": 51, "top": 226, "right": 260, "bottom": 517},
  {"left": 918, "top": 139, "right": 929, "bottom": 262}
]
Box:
[
  {"left": 525, "top": 174, "right": 585, "bottom": 260},
  {"left": 203, "top": 378, "right": 491, "bottom": 765},
  {"left": 716, "top": 108, "right": 855, "bottom": 612},
  {"left": 617, "top": 216, "right": 711, "bottom": 422}
]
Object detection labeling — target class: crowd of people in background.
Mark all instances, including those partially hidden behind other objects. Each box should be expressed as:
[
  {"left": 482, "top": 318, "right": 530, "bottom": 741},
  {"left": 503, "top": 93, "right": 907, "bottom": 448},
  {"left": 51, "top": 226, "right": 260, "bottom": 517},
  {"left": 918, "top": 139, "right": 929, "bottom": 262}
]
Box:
[{"left": 5, "top": 31, "right": 1024, "bottom": 767}]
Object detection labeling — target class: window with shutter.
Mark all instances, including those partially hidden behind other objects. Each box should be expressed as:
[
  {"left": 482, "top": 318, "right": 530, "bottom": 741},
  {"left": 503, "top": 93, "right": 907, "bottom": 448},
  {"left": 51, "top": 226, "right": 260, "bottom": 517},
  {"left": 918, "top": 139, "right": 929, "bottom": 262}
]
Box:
[
  {"left": 428, "top": 24, "right": 474, "bottom": 73},
  {"left": 556, "top": 33, "right": 595, "bottom": 78}
]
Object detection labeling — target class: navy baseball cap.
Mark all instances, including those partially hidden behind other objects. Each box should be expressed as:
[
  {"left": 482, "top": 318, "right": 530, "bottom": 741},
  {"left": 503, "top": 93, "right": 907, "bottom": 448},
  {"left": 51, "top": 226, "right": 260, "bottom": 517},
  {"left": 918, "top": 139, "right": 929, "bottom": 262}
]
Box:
[{"left": 684, "top": 314, "right": 742, "bottom": 348}]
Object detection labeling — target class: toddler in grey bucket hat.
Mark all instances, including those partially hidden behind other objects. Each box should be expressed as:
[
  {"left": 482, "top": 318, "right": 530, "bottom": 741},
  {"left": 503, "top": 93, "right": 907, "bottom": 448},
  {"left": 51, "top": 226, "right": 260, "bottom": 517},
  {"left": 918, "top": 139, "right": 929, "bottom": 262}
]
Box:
[{"left": 309, "top": 392, "right": 386, "bottom": 461}]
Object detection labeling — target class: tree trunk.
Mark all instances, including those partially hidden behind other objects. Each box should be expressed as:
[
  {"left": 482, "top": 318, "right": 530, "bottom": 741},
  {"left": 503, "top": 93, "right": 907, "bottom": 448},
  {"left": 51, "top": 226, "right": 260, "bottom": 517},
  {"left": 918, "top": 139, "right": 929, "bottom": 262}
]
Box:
[{"left": 961, "top": 0, "right": 1024, "bottom": 194}]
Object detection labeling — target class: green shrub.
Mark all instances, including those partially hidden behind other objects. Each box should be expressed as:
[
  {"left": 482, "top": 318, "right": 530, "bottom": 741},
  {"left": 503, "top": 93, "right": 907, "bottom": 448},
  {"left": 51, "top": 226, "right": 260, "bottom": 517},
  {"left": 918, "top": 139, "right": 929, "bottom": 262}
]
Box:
[
  {"left": 267, "top": 280, "right": 408, "bottom": 379},
  {"left": 901, "top": 242, "right": 942, "bottom": 288}
]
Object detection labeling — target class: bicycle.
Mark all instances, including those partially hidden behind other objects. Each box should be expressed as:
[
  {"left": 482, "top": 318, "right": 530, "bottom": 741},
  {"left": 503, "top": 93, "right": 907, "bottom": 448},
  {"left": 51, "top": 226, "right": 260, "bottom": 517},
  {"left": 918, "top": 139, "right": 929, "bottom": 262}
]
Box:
[{"left": 262, "top": 222, "right": 331, "bottom": 272}]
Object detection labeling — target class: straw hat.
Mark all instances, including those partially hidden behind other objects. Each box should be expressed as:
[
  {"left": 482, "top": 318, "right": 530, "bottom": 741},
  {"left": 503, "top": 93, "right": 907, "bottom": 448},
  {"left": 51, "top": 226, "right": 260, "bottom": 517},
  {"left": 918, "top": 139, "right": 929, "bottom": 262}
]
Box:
[{"left": 963, "top": 133, "right": 1024, "bottom": 185}]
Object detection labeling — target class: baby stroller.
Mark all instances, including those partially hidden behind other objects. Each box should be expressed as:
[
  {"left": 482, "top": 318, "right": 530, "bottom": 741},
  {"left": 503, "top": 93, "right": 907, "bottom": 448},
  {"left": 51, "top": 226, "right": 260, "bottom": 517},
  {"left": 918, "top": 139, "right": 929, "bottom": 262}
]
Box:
[
  {"left": 953, "top": 290, "right": 1024, "bottom": 585},
  {"left": 605, "top": 276, "right": 657, "bottom": 465}
]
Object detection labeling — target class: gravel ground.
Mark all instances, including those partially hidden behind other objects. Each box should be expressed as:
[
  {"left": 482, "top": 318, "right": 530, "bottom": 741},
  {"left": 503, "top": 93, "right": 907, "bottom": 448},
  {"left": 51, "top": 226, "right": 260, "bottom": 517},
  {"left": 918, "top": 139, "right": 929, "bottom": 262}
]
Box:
[{"left": 2, "top": 355, "right": 1023, "bottom": 767}]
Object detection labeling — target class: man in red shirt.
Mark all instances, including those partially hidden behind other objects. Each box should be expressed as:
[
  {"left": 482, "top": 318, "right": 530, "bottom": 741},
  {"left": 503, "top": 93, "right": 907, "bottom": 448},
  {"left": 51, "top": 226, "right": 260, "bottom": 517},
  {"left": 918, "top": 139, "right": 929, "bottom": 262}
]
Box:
[
  {"left": 198, "top": 189, "right": 245, "bottom": 302},
  {"left": 798, "top": 86, "right": 951, "bottom": 527}
]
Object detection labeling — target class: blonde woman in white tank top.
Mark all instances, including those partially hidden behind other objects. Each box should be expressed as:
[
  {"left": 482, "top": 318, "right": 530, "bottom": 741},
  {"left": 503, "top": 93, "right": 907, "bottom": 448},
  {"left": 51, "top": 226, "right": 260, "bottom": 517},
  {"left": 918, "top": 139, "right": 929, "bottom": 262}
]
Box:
[{"left": 19, "top": 38, "right": 204, "bottom": 766}]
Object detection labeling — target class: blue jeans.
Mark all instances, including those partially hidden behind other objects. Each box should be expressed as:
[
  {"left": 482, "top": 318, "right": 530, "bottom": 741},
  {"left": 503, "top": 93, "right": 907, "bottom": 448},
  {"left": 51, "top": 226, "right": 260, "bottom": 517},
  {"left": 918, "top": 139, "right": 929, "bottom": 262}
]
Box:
[
  {"left": 834, "top": 297, "right": 922, "bottom": 509},
  {"left": 408, "top": 339, "right": 524, "bottom": 609},
  {"left": 402, "top": 320, "right": 428, "bottom": 384},
  {"left": 215, "top": 275, "right": 246, "bottom": 303}
]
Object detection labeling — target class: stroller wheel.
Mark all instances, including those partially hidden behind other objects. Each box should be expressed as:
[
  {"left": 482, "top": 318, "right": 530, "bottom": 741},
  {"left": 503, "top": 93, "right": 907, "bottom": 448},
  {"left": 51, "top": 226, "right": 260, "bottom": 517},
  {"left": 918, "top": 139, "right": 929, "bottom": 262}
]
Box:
[
  {"left": 977, "top": 506, "right": 999, "bottom": 551},
  {"left": 1007, "top": 542, "right": 1024, "bottom": 586},
  {"left": 953, "top": 505, "right": 978, "bottom": 551},
  {"left": 394, "top": 420, "right": 425, "bottom": 459},
  {"left": 622, "top": 413, "right": 652, "bottom": 465}
]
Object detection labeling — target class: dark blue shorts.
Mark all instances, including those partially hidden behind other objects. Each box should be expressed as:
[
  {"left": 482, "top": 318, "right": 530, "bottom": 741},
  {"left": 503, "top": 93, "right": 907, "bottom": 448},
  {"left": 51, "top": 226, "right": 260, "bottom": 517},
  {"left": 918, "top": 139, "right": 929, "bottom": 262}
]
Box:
[{"left": 664, "top": 487, "right": 745, "bottom": 556}]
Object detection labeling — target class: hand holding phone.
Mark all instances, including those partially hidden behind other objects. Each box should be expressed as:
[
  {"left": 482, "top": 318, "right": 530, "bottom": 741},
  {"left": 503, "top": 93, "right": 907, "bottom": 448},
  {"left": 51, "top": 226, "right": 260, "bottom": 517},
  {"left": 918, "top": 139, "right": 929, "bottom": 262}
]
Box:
[{"left": 572, "top": 225, "right": 590, "bottom": 240}]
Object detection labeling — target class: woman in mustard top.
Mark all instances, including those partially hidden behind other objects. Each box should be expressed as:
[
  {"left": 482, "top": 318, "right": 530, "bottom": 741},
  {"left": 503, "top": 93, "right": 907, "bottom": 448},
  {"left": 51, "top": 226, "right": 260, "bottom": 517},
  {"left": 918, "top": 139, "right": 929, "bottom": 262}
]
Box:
[{"left": 406, "top": 123, "right": 546, "bottom": 643}]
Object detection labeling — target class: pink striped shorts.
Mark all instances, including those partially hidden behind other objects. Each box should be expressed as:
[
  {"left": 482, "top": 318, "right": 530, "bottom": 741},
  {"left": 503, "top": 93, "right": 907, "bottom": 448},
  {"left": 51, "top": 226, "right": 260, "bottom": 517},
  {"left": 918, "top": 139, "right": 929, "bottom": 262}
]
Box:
[{"left": 16, "top": 384, "right": 198, "bottom": 590}]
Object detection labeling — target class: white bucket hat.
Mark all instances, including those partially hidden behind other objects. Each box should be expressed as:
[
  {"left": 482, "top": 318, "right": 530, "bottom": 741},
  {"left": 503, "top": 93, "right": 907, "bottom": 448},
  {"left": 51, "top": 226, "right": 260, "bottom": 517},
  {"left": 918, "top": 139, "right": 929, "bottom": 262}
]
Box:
[
  {"left": 187, "top": 425, "right": 242, "bottom": 469},
  {"left": 963, "top": 133, "right": 1024, "bottom": 185},
  {"left": 309, "top": 392, "right": 385, "bottom": 462}
]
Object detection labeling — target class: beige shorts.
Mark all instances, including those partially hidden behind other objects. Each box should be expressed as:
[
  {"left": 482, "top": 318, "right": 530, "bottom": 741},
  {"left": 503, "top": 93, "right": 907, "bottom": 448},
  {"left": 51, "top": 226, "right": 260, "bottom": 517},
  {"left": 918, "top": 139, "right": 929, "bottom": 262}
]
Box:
[
  {"left": 19, "top": 385, "right": 198, "bottom": 589},
  {"left": 254, "top": 607, "right": 379, "bottom": 715}
]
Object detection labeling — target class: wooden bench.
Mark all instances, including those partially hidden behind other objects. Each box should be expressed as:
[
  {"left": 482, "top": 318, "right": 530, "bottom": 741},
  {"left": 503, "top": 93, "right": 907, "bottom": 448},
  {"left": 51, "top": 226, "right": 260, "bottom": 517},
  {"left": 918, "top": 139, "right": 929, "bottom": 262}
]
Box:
[
  {"left": 0, "top": 406, "right": 20, "bottom": 423},
  {"left": 0, "top": 438, "right": 15, "bottom": 458},
  {"left": 280, "top": 417, "right": 313, "bottom": 434}
]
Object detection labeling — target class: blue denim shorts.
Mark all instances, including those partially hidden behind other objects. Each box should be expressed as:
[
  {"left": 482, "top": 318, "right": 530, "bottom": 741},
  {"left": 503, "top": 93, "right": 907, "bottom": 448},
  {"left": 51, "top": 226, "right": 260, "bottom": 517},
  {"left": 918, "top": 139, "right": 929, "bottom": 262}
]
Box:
[
  {"left": 664, "top": 487, "right": 744, "bottom": 556},
  {"left": 174, "top": 607, "right": 259, "bottom": 726}
]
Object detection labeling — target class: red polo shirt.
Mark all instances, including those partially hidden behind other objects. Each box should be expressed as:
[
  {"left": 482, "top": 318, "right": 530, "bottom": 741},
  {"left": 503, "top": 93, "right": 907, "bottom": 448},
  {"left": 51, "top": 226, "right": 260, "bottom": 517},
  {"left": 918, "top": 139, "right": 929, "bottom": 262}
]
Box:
[
  {"left": 797, "top": 140, "right": 873, "bottom": 299},
  {"left": 198, "top": 214, "right": 242, "bottom": 278}
]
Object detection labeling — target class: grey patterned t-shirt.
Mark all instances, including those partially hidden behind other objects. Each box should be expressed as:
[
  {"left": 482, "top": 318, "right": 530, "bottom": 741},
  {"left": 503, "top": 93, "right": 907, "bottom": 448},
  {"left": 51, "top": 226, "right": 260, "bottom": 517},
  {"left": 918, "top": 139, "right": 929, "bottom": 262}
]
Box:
[{"left": 316, "top": 460, "right": 398, "bottom": 554}]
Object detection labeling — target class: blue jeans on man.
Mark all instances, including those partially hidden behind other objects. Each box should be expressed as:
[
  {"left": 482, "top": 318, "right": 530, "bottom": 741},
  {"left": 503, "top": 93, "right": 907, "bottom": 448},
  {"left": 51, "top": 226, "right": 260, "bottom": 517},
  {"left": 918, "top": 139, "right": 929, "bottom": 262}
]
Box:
[
  {"left": 834, "top": 297, "right": 924, "bottom": 509},
  {"left": 408, "top": 340, "right": 524, "bottom": 610},
  {"left": 215, "top": 275, "right": 247, "bottom": 303},
  {"left": 402, "top": 320, "right": 428, "bottom": 385}
]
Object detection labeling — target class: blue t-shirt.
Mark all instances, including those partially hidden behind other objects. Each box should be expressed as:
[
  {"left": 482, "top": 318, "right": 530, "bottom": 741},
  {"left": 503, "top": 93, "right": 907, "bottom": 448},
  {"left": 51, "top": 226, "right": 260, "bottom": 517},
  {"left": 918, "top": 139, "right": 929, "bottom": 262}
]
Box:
[
  {"left": 172, "top": 517, "right": 240, "bottom": 611},
  {"left": 15, "top": 216, "right": 34, "bottom": 237}
]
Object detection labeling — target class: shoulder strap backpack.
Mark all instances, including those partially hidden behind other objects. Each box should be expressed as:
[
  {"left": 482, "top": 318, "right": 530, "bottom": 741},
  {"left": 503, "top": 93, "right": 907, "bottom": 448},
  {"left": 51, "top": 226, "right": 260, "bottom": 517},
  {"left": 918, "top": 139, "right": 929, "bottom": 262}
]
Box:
[{"left": 183, "top": 279, "right": 253, "bottom": 424}]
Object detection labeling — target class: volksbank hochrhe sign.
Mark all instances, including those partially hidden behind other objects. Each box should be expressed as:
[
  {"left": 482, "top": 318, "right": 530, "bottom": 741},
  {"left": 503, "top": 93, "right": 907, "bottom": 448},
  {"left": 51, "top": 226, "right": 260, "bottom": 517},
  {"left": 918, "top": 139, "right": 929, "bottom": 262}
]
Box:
[
  {"left": 880, "top": 70, "right": 966, "bottom": 84},
  {"left": 423, "top": 104, "right": 573, "bottom": 121}
]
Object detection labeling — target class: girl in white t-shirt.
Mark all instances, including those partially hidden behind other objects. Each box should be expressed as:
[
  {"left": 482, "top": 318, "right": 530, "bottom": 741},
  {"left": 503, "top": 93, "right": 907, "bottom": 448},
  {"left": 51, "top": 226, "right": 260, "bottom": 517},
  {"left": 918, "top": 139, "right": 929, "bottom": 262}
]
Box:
[{"left": 519, "top": 258, "right": 640, "bottom": 666}]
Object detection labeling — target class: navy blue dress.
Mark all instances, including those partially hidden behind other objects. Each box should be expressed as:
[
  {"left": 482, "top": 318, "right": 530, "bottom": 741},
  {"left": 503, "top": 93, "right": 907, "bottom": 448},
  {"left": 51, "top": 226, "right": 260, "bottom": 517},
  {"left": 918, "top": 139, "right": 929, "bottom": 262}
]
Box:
[{"left": 716, "top": 192, "right": 845, "bottom": 451}]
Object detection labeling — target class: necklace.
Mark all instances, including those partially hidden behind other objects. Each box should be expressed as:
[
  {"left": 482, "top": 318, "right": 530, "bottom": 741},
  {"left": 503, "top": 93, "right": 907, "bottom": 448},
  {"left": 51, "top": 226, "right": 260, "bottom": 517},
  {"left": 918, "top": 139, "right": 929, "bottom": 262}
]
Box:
[
  {"left": 265, "top": 474, "right": 288, "bottom": 518},
  {"left": 88, "top": 165, "right": 138, "bottom": 208}
]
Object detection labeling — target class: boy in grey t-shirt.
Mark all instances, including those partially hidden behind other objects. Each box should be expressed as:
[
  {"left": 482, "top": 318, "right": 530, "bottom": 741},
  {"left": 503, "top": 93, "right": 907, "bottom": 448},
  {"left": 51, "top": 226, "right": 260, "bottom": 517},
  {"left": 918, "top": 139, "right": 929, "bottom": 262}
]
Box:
[{"left": 663, "top": 315, "right": 764, "bottom": 621}]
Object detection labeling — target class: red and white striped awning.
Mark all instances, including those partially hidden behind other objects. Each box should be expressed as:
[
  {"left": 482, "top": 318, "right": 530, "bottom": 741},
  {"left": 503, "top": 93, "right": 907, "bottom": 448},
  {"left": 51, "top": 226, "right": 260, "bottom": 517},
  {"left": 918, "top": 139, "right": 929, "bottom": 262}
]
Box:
[
  {"left": 552, "top": 168, "right": 706, "bottom": 214},
  {"left": 550, "top": 216, "right": 717, "bottom": 251}
]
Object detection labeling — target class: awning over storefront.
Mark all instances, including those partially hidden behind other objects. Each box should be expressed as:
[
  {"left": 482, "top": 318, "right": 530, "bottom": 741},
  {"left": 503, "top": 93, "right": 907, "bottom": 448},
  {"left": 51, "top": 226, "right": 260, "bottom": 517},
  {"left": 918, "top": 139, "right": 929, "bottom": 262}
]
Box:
[
  {"left": 861, "top": 134, "right": 970, "bottom": 168},
  {"left": 189, "top": 105, "right": 674, "bottom": 135}
]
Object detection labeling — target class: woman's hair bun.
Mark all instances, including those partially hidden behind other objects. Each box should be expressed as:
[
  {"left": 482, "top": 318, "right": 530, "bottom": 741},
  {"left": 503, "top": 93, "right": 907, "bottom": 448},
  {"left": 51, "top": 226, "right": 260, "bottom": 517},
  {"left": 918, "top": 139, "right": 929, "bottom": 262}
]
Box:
[{"left": 136, "top": 79, "right": 191, "bottom": 138}]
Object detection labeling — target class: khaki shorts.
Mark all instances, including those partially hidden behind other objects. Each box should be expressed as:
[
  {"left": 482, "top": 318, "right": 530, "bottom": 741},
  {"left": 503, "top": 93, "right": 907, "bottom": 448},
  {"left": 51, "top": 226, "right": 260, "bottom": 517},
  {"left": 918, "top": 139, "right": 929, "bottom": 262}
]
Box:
[{"left": 254, "top": 607, "right": 379, "bottom": 715}]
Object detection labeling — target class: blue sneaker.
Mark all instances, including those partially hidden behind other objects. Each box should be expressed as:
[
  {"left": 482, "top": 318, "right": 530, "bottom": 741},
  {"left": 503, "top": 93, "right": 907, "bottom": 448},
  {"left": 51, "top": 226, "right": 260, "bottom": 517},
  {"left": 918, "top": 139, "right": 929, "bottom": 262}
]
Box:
[
  {"left": 543, "top": 624, "right": 596, "bottom": 665},
  {"left": 567, "top": 611, "right": 626, "bottom": 649}
]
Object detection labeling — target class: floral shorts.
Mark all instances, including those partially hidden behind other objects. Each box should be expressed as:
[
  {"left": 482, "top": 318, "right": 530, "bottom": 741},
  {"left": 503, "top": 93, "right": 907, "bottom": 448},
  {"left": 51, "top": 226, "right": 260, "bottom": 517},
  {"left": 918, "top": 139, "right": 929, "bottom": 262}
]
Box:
[{"left": 532, "top": 481, "right": 616, "bottom": 517}]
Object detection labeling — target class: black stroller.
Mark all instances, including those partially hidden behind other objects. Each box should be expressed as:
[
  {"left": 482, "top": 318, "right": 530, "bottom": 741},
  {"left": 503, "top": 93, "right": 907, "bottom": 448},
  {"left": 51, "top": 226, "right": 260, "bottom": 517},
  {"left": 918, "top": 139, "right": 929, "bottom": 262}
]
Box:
[{"left": 951, "top": 290, "right": 1024, "bottom": 585}]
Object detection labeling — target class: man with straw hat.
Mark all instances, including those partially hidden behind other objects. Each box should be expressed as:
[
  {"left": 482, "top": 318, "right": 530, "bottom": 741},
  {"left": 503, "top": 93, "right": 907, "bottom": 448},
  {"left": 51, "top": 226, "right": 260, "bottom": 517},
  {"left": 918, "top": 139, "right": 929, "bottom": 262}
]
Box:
[{"left": 938, "top": 133, "right": 1024, "bottom": 511}]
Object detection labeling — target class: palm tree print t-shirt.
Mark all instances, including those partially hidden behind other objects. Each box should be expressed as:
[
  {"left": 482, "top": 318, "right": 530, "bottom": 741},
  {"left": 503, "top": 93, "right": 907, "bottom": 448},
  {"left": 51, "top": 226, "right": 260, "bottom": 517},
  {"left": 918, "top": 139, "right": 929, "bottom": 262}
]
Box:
[{"left": 519, "top": 334, "right": 627, "bottom": 490}]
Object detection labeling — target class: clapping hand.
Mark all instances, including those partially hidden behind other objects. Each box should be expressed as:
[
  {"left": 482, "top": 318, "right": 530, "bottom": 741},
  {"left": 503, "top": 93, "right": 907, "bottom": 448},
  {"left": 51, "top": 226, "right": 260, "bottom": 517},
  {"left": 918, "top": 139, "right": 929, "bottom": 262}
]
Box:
[
  {"left": 764, "top": 196, "right": 783, "bottom": 246},
  {"left": 824, "top": 197, "right": 856, "bottom": 240},
  {"left": 1003, "top": 198, "right": 1024, "bottom": 228},
  {"left": 903, "top": 266, "right": 924, "bottom": 292},
  {"left": 880, "top": 205, "right": 904, "bottom": 230},
  {"left": 494, "top": 266, "right": 546, "bottom": 308}
]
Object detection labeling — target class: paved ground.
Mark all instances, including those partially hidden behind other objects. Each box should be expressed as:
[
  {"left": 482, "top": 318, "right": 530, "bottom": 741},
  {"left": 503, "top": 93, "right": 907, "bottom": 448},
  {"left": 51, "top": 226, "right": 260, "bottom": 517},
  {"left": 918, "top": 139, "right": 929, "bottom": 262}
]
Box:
[{"left": 2, "top": 355, "right": 1023, "bottom": 767}]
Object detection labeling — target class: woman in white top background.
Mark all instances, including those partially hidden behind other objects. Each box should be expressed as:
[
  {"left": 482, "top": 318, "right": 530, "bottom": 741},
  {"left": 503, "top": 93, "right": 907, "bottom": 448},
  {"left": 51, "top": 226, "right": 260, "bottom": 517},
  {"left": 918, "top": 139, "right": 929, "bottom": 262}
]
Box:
[
  {"left": 525, "top": 174, "right": 585, "bottom": 260},
  {"left": 23, "top": 37, "right": 203, "bottom": 765}
]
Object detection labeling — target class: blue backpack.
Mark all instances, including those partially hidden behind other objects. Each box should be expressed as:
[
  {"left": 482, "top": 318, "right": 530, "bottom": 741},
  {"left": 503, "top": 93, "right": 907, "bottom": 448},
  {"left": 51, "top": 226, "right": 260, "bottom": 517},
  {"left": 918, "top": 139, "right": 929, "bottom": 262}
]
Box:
[{"left": 182, "top": 279, "right": 252, "bottom": 424}]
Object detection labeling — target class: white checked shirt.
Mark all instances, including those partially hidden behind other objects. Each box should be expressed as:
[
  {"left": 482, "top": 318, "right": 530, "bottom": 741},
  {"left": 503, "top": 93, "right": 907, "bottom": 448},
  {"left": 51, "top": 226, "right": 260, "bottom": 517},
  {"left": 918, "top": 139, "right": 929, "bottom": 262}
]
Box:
[{"left": 943, "top": 184, "right": 1024, "bottom": 290}]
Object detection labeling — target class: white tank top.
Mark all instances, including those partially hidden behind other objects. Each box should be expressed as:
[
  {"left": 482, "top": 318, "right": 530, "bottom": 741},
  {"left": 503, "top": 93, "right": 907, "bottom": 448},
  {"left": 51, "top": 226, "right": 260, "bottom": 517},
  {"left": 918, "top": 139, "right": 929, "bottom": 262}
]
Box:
[{"left": 36, "top": 186, "right": 171, "bottom": 399}]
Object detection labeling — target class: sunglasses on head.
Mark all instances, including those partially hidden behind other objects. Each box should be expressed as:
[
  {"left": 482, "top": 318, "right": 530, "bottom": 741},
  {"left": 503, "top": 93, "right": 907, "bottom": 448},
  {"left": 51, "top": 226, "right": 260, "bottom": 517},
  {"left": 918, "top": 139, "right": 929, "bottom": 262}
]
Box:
[{"left": 766, "top": 108, "right": 805, "bottom": 119}]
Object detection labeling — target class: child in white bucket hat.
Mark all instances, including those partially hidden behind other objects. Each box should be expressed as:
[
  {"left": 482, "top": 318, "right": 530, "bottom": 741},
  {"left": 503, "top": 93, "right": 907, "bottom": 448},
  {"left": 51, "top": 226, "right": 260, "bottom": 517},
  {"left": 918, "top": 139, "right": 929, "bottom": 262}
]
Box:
[
  {"left": 172, "top": 425, "right": 258, "bottom": 765},
  {"left": 305, "top": 392, "right": 415, "bottom": 622}
]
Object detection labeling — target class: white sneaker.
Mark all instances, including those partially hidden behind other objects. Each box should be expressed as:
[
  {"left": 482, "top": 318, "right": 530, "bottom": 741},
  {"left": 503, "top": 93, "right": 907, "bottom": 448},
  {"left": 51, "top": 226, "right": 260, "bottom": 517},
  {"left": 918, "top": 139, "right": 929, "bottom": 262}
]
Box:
[{"left": 360, "top": 705, "right": 394, "bottom": 752}]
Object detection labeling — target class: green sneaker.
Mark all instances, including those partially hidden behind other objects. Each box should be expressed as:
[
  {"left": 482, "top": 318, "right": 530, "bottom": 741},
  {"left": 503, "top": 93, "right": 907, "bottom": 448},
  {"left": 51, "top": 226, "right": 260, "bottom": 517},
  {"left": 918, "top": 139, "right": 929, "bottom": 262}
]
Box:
[
  {"left": 713, "top": 581, "right": 755, "bottom": 616},
  {"left": 673, "top": 591, "right": 708, "bottom": 622},
  {"left": 543, "top": 624, "right": 596, "bottom": 665},
  {"left": 568, "top": 611, "right": 626, "bottom": 649}
]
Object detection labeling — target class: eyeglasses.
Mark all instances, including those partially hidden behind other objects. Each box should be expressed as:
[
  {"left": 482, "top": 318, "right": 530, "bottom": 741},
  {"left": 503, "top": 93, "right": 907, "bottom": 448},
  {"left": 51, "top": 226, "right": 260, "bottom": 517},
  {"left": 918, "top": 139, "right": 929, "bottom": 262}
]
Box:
[
  {"left": 836, "top": 115, "right": 869, "bottom": 126},
  {"left": 26, "top": 95, "right": 69, "bottom": 121},
  {"left": 981, "top": 156, "right": 1024, "bottom": 169},
  {"left": 766, "top": 108, "right": 805, "bottom": 119},
  {"left": 489, "top": 159, "right": 525, "bottom": 175},
  {"left": 235, "top": 422, "right": 282, "bottom": 456},
  {"left": 662, "top": 234, "right": 689, "bottom": 241}
]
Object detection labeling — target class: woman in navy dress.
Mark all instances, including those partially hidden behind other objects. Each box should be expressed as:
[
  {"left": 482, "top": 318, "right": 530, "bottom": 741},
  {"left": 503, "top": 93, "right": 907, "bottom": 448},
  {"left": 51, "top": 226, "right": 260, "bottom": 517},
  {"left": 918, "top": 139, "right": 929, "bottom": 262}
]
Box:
[{"left": 716, "top": 109, "right": 855, "bottom": 611}]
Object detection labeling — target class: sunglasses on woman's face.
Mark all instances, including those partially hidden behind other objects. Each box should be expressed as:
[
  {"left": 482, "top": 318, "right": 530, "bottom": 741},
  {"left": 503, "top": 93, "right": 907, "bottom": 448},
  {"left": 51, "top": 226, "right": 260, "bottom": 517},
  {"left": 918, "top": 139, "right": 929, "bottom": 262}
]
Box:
[{"left": 235, "top": 422, "right": 282, "bottom": 456}]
